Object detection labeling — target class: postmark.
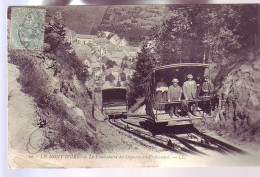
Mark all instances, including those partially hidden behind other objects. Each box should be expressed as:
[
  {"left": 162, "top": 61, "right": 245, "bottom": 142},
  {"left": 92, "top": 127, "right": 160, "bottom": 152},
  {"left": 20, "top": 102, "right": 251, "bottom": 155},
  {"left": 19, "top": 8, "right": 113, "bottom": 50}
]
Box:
[{"left": 9, "top": 7, "right": 46, "bottom": 50}]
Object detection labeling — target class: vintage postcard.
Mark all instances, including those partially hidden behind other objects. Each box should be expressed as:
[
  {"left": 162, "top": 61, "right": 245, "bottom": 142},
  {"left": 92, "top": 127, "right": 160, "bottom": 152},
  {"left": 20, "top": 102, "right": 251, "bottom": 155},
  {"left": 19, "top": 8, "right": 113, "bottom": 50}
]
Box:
[{"left": 8, "top": 4, "right": 260, "bottom": 168}]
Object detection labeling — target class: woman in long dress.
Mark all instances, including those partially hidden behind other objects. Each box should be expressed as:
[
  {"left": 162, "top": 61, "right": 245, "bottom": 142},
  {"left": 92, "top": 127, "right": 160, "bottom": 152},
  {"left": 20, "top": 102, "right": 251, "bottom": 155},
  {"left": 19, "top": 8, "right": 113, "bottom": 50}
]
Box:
[{"left": 155, "top": 77, "right": 168, "bottom": 110}]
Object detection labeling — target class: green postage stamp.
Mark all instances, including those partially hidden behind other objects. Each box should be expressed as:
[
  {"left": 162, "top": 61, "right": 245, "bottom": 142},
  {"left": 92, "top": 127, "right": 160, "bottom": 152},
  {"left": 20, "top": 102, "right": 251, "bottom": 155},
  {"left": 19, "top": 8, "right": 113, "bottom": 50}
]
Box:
[{"left": 9, "top": 7, "right": 46, "bottom": 50}]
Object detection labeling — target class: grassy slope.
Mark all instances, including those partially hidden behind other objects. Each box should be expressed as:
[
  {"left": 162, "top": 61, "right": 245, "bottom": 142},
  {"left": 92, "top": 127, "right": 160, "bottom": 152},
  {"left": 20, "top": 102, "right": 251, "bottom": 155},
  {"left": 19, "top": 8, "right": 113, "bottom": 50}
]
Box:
[{"left": 8, "top": 50, "right": 99, "bottom": 151}]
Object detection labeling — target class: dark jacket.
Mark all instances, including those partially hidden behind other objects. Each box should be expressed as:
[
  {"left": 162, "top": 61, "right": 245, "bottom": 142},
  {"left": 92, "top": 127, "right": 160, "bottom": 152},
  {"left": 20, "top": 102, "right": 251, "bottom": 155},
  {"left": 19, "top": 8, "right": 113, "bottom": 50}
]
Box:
[{"left": 202, "top": 81, "right": 214, "bottom": 97}]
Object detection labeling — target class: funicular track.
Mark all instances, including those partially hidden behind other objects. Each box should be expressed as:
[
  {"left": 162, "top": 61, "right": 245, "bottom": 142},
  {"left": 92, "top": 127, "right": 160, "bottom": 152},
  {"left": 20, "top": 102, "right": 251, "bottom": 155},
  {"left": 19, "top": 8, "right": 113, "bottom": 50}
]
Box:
[
  {"left": 189, "top": 128, "right": 247, "bottom": 154},
  {"left": 109, "top": 118, "right": 246, "bottom": 155},
  {"left": 108, "top": 118, "right": 192, "bottom": 155}
]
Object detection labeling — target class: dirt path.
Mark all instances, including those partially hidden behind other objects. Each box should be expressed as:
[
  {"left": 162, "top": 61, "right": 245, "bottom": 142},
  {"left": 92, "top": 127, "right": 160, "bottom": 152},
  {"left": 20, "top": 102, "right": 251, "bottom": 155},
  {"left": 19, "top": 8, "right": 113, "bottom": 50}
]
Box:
[{"left": 8, "top": 64, "right": 42, "bottom": 168}]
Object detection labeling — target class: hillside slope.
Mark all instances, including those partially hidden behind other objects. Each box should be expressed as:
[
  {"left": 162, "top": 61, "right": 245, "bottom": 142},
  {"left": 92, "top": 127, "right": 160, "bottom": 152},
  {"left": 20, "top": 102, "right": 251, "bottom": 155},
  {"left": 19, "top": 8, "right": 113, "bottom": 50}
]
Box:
[
  {"left": 96, "top": 5, "right": 170, "bottom": 45},
  {"left": 8, "top": 50, "right": 98, "bottom": 152},
  {"left": 205, "top": 53, "right": 260, "bottom": 143}
]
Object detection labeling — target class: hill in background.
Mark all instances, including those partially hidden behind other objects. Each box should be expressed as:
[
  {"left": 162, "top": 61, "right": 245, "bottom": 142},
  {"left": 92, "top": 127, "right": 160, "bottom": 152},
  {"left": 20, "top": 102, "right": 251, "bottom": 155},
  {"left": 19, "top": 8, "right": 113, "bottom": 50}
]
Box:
[{"left": 93, "top": 5, "right": 171, "bottom": 45}]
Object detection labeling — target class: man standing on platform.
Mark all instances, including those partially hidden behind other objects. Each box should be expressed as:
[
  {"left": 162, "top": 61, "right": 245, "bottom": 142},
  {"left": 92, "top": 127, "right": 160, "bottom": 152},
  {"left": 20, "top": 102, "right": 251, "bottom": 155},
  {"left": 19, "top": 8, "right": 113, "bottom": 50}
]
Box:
[
  {"left": 202, "top": 76, "right": 214, "bottom": 97},
  {"left": 182, "top": 74, "right": 198, "bottom": 117},
  {"left": 202, "top": 76, "right": 215, "bottom": 115},
  {"left": 168, "top": 78, "right": 182, "bottom": 118},
  {"left": 183, "top": 74, "right": 197, "bottom": 100}
]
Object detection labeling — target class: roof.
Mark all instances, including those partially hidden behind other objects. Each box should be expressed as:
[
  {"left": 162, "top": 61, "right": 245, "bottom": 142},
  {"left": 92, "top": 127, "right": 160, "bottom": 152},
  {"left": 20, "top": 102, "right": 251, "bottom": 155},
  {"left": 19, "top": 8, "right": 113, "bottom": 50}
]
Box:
[
  {"left": 111, "top": 51, "right": 125, "bottom": 58},
  {"left": 101, "top": 87, "right": 127, "bottom": 91},
  {"left": 76, "top": 34, "right": 96, "bottom": 39},
  {"left": 64, "top": 27, "right": 77, "bottom": 36},
  {"left": 153, "top": 63, "right": 210, "bottom": 71},
  {"left": 125, "top": 46, "right": 139, "bottom": 53},
  {"left": 94, "top": 38, "right": 109, "bottom": 44},
  {"left": 119, "top": 38, "right": 127, "bottom": 44},
  {"left": 110, "top": 34, "right": 120, "bottom": 41}
]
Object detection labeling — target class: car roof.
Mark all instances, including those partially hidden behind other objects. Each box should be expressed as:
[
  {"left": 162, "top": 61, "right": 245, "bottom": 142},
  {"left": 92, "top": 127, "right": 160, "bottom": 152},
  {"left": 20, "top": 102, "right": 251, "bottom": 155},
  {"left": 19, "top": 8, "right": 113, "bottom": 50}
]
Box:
[
  {"left": 153, "top": 63, "right": 210, "bottom": 71},
  {"left": 101, "top": 87, "right": 127, "bottom": 91}
]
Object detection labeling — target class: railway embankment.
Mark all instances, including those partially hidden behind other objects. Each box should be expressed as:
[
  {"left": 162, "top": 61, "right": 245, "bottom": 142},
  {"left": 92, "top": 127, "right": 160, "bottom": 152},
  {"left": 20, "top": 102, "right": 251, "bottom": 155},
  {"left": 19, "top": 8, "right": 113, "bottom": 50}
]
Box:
[{"left": 195, "top": 53, "right": 260, "bottom": 152}]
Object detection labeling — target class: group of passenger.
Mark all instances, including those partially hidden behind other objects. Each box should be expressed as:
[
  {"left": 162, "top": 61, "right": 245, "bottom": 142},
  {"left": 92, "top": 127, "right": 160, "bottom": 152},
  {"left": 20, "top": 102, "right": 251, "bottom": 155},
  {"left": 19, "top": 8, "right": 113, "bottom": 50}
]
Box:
[{"left": 155, "top": 74, "right": 214, "bottom": 118}]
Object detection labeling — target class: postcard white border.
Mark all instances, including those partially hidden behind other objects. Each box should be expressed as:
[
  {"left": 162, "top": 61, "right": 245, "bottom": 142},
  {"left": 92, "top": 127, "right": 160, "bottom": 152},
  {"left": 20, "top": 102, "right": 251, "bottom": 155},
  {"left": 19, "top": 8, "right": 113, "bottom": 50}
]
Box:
[{"left": 1, "top": 0, "right": 260, "bottom": 177}]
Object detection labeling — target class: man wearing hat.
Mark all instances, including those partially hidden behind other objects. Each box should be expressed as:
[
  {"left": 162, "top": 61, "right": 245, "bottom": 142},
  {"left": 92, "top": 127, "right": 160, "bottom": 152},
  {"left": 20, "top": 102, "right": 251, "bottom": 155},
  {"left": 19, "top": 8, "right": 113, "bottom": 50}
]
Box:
[
  {"left": 168, "top": 78, "right": 182, "bottom": 117},
  {"left": 202, "top": 76, "right": 215, "bottom": 115},
  {"left": 182, "top": 74, "right": 198, "bottom": 116},
  {"left": 183, "top": 74, "right": 197, "bottom": 100},
  {"left": 202, "top": 76, "right": 214, "bottom": 97}
]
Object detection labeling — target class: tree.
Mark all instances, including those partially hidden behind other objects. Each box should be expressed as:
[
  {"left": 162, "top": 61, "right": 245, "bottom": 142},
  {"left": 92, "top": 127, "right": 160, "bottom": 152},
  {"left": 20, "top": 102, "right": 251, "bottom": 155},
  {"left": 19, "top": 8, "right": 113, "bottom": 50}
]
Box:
[
  {"left": 44, "top": 11, "right": 68, "bottom": 54},
  {"left": 106, "top": 59, "right": 116, "bottom": 69},
  {"left": 44, "top": 11, "right": 89, "bottom": 82},
  {"left": 123, "top": 56, "right": 128, "bottom": 61},
  {"left": 120, "top": 61, "right": 128, "bottom": 69},
  {"left": 102, "top": 65, "right": 105, "bottom": 71},
  {"left": 195, "top": 5, "right": 242, "bottom": 63},
  {"left": 153, "top": 6, "right": 199, "bottom": 65},
  {"left": 105, "top": 73, "right": 115, "bottom": 82},
  {"left": 128, "top": 43, "right": 155, "bottom": 107},
  {"left": 116, "top": 80, "right": 121, "bottom": 87},
  {"left": 233, "top": 5, "right": 259, "bottom": 51},
  {"left": 152, "top": 5, "right": 247, "bottom": 65},
  {"left": 120, "top": 72, "right": 126, "bottom": 81}
]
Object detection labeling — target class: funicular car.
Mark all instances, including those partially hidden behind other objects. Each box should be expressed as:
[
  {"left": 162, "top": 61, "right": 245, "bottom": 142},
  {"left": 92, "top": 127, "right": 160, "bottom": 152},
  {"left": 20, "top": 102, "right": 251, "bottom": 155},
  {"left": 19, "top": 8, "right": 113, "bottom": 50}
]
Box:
[
  {"left": 101, "top": 87, "right": 128, "bottom": 119},
  {"left": 143, "top": 63, "right": 212, "bottom": 127}
]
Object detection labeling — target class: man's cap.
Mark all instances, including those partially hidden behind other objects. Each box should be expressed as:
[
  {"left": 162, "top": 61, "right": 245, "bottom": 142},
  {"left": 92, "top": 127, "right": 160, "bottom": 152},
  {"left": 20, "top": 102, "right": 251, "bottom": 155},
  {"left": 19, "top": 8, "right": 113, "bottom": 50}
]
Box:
[
  {"left": 187, "top": 74, "right": 193, "bottom": 79},
  {"left": 172, "top": 78, "right": 179, "bottom": 83}
]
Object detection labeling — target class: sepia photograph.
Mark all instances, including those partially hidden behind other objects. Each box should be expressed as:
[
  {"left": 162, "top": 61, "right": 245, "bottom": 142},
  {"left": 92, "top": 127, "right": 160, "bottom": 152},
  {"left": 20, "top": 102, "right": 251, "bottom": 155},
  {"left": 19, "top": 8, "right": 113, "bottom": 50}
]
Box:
[{"left": 7, "top": 4, "right": 260, "bottom": 168}]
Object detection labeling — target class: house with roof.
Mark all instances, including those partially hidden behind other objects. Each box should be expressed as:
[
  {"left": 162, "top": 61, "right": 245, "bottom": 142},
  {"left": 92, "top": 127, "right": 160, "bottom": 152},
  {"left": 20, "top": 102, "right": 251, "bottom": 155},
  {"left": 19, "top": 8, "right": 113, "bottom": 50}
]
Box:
[
  {"left": 118, "top": 38, "right": 128, "bottom": 48},
  {"left": 102, "top": 81, "right": 114, "bottom": 88},
  {"left": 90, "top": 54, "right": 99, "bottom": 63},
  {"left": 75, "top": 45, "right": 93, "bottom": 60},
  {"left": 93, "top": 37, "right": 110, "bottom": 47},
  {"left": 87, "top": 67, "right": 93, "bottom": 75},
  {"left": 103, "top": 31, "right": 111, "bottom": 38},
  {"left": 125, "top": 60, "right": 133, "bottom": 67},
  {"left": 124, "top": 68, "right": 134, "bottom": 78},
  {"left": 104, "top": 43, "right": 116, "bottom": 53},
  {"left": 64, "top": 27, "right": 77, "bottom": 44},
  {"left": 112, "top": 70, "right": 120, "bottom": 80},
  {"left": 109, "top": 34, "right": 121, "bottom": 45},
  {"left": 92, "top": 61, "right": 101, "bottom": 70},
  {"left": 76, "top": 34, "right": 97, "bottom": 46},
  {"left": 110, "top": 51, "right": 126, "bottom": 65},
  {"left": 83, "top": 59, "right": 90, "bottom": 66},
  {"left": 124, "top": 46, "right": 140, "bottom": 58}
]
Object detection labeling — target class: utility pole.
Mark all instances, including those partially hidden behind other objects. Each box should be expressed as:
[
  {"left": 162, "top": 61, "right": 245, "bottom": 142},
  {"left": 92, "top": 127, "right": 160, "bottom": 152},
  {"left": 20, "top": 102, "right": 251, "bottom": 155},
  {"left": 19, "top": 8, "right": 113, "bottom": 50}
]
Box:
[{"left": 203, "top": 50, "right": 206, "bottom": 64}]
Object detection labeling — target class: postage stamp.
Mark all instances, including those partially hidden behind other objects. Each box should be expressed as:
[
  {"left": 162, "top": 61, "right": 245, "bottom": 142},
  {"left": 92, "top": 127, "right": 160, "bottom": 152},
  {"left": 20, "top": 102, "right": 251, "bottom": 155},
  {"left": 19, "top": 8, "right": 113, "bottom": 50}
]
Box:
[{"left": 9, "top": 7, "right": 46, "bottom": 50}]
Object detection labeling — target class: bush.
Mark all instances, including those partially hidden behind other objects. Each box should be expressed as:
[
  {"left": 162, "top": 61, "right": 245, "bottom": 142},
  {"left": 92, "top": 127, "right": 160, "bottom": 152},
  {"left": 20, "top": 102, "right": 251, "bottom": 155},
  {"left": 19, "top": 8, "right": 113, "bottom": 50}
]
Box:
[{"left": 106, "top": 59, "right": 116, "bottom": 69}]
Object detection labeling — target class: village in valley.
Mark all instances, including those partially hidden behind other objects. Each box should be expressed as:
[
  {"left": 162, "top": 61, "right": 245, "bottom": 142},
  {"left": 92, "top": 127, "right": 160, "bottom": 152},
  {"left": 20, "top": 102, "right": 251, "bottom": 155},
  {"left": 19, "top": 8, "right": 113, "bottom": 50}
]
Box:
[{"left": 64, "top": 27, "right": 140, "bottom": 91}]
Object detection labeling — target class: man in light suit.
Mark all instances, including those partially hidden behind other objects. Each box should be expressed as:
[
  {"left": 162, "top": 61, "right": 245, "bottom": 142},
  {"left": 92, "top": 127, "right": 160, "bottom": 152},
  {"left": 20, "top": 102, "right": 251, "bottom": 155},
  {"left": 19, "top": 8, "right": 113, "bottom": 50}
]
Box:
[
  {"left": 182, "top": 74, "right": 198, "bottom": 117},
  {"left": 183, "top": 74, "right": 197, "bottom": 100}
]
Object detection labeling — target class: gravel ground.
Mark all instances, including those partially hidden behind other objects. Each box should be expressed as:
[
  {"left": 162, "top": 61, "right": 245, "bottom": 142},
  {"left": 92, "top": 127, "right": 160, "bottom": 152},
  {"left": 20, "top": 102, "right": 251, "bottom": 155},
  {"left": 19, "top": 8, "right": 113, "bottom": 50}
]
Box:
[{"left": 193, "top": 119, "right": 260, "bottom": 154}]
